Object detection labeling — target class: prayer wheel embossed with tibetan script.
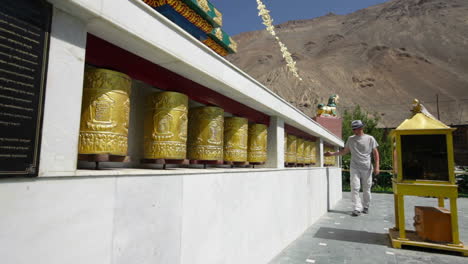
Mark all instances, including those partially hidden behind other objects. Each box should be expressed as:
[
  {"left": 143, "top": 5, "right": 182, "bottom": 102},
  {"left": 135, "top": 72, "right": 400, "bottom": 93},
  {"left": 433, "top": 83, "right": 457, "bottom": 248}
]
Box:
[
  {"left": 311, "top": 141, "right": 317, "bottom": 165},
  {"left": 296, "top": 138, "right": 305, "bottom": 164},
  {"left": 143, "top": 91, "right": 188, "bottom": 159},
  {"left": 304, "top": 140, "right": 312, "bottom": 164},
  {"left": 187, "top": 106, "right": 224, "bottom": 161},
  {"left": 79, "top": 68, "right": 132, "bottom": 156},
  {"left": 224, "top": 117, "right": 248, "bottom": 162},
  {"left": 286, "top": 134, "right": 297, "bottom": 163},
  {"left": 248, "top": 123, "right": 268, "bottom": 163},
  {"left": 284, "top": 133, "right": 288, "bottom": 162},
  {"left": 324, "top": 146, "right": 336, "bottom": 166}
]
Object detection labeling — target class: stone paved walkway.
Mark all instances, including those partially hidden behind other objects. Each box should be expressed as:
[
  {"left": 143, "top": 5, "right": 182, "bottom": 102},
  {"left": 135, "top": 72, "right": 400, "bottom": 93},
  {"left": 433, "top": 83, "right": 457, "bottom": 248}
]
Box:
[{"left": 269, "top": 193, "right": 468, "bottom": 264}]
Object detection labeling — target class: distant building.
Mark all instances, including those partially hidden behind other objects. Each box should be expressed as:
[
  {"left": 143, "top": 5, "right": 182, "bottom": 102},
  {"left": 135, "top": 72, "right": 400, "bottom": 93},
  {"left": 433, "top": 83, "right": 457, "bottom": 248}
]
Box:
[{"left": 453, "top": 125, "right": 468, "bottom": 166}]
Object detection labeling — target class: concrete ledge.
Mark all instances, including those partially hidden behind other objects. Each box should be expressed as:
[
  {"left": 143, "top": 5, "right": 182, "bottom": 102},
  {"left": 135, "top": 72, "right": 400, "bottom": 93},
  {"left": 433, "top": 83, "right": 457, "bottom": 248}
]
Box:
[{"left": 35, "top": 166, "right": 330, "bottom": 178}]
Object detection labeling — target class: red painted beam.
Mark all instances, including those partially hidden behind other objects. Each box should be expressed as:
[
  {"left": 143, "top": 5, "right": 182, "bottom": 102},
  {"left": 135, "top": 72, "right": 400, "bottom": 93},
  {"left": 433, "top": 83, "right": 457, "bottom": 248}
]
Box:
[
  {"left": 285, "top": 124, "right": 317, "bottom": 141},
  {"left": 85, "top": 34, "right": 270, "bottom": 125}
]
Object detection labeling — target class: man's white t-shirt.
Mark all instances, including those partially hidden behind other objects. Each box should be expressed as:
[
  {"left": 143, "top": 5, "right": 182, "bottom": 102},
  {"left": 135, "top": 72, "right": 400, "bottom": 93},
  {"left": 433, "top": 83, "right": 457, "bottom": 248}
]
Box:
[{"left": 345, "top": 134, "right": 379, "bottom": 170}]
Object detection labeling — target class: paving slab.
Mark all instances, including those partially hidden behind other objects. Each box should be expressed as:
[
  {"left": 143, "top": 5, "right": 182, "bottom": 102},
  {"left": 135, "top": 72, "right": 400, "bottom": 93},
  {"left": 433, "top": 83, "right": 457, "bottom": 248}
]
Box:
[{"left": 269, "top": 193, "right": 468, "bottom": 264}]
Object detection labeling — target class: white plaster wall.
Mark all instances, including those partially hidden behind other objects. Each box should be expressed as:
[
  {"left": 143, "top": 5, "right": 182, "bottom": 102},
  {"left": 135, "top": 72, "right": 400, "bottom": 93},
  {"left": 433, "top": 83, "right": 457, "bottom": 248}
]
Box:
[
  {"left": 111, "top": 175, "right": 183, "bottom": 264},
  {"left": 328, "top": 167, "right": 343, "bottom": 209},
  {"left": 180, "top": 168, "right": 332, "bottom": 264},
  {"left": 39, "top": 8, "right": 87, "bottom": 176},
  {"left": 0, "top": 168, "right": 341, "bottom": 264},
  {"left": 0, "top": 177, "right": 115, "bottom": 264},
  {"left": 308, "top": 169, "right": 329, "bottom": 224}
]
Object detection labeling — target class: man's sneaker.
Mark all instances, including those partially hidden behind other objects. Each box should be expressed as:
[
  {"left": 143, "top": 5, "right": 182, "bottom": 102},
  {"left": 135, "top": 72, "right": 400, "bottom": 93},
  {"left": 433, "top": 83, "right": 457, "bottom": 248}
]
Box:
[
  {"left": 362, "top": 208, "right": 369, "bottom": 214},
  {"left": 351, "top": 210, "right": 361, "bottom": 217}
]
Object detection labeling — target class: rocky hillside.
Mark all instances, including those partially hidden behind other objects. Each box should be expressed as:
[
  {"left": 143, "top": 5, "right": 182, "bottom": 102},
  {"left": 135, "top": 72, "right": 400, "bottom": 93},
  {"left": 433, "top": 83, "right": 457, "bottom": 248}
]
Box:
[{"left": 227, "top": 0, "right": 468, "bottom": 127}]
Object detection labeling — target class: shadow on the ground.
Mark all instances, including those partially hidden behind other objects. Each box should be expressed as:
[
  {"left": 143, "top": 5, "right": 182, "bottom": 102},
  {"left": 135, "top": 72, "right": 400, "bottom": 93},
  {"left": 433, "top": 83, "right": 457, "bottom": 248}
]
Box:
[
  {"left": 401, "top": 245, "right": 464, "bottom": 257},
  {"left": 314, "top": 227, "right": 391, "bottom": 246},
  {"left": 328, "top": 209, "right": 351, "bottom": 215}
]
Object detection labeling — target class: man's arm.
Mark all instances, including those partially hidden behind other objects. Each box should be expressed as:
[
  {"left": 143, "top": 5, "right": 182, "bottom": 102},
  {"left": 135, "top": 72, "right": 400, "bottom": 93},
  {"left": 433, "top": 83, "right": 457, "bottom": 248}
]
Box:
[
  {"left": 373, "top": 147, "right": 380, "bottom": 175},
  {"left": 324, "top": 147, "right": 350, "bottom": 157}
]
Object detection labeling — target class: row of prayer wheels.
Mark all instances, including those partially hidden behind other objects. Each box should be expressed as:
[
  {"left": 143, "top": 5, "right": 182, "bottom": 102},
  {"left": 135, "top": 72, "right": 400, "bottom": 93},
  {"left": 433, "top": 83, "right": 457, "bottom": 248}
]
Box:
[
  {"left": 78, "top": 68, "right": 268, "bottom": 163},
  {"left": 284, "top": 134, "right": 317, "bottom": 165}
]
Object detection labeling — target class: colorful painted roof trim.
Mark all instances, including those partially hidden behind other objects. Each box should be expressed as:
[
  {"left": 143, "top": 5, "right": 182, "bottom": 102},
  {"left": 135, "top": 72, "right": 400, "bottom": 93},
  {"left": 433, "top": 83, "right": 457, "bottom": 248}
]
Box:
[
  {"left": 208, "top": 27, "right": 237, "bottom": 54},
  {"left": 181, "top": 0, "right": 222, "bottom": 27},
  {"left": 142, "top": 0, "right": 213, "bottom": 33},
  {"left": 202, "top": 38, "right": 228, "bottom": 57}
]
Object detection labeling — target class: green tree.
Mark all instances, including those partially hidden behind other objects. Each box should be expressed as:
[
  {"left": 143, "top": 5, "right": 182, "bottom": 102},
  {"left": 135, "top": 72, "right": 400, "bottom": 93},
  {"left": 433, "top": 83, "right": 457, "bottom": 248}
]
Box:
[{"left": 341, "top": 105, "right": 392, "bottom": 170}]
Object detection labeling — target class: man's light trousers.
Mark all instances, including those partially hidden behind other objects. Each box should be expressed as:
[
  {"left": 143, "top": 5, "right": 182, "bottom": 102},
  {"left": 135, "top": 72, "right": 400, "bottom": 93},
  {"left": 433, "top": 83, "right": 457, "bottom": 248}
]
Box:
[{"left": 350, "top": 167, "right": 373, "bottom": 211}]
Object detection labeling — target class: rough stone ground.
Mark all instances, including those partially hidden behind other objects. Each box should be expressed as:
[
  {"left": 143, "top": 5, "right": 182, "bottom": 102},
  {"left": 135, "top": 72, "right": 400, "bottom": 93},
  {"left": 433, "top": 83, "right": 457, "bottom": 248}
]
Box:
[{"left": 269, "top": 193, "right": 468, "bottom": 264}]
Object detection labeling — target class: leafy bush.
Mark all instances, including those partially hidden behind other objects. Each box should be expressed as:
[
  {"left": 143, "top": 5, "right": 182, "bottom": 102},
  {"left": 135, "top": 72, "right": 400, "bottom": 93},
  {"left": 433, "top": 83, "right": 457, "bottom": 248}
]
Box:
[{"left": 457, "top": 174, "right": 468, "bottom": 194}]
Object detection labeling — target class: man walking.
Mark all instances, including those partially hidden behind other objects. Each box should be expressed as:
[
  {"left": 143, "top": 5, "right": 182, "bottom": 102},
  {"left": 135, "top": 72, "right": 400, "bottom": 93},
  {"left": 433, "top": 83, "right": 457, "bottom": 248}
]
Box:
[{"left": 325, "top": 120, "right": 380, "bottom": 216}]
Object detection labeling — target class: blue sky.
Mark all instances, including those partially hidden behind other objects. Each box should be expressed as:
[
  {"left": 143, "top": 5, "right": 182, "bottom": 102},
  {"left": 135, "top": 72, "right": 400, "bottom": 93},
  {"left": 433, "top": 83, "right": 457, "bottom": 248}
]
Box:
[{"left": 209, "top": 0, "right": 390, "bottom": 36}]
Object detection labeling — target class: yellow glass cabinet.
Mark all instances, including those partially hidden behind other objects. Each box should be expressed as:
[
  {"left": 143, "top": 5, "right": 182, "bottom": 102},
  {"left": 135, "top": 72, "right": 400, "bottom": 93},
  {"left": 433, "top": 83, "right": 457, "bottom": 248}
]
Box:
[{"left": 390, "top": 110, "right": 467, "bottom": 256}]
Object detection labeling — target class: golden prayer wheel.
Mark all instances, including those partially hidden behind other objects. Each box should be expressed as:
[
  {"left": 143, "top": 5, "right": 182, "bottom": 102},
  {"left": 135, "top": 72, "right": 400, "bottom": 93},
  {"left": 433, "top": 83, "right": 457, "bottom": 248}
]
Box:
[
  {"left": 284, "top": 133, "right": 288, "bottom": 162},
  {"left": 310, "top": 141, "right": 317, "bottom": 165},
  {"left": 187, "top": 106, "right": 224, "bottom": 161},
  {"left": 223, "top": 117, "right": 248, "bottom": 162},
  {"left": 296, "top": 138, "right": 305, "bottom": 164},
  {"left": 143, "top": 91, "right": 188, "bottom": 159},
  {"left": 324, "top": 146, "right": 336, "bottom": 166},
  {"left": 79, "top": 68, "right": 132, "bottom": 155},
  {"left": 286, "top": 134, "right": 297, "bottom": 163},
  {"left": 248, "top": 123, "right": 268, "bottom": 163},
  {"left": 304, "top": 140, "right": 312, "bottom": 164}
]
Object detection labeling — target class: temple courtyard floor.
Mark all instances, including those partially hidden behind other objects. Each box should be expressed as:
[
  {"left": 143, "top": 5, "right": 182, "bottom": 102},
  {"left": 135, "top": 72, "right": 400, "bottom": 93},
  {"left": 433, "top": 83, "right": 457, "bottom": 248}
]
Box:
[{"left": 270, "top": 192, "right": 468, "bottom": 264}]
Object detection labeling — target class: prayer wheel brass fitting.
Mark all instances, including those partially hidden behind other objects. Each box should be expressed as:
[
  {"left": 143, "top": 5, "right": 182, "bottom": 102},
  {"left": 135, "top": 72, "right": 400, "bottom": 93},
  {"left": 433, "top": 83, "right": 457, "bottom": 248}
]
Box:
[
  {"left": 187, "top": 106, "right": 224, "bottom": 161},
  {"left": 286, "top": 134, "right": 297, "bottom": 163},
  {"left": 304, "top": 140, "right": 312, "bottom": 164},
  {"left": 248, "top": 123, "right": 268, "bottom": 163},
  {"left": 78, "top": 68, "right": 132, "bottom": 155},
  {"left": 296, "top": 138, "right": 305, "bottom": 164},
  {"left": 143, "top": 91, "right": 188, "bottom": 159},
  {"left": 223, "top": 117, "right": 248, "bottom": 162}
]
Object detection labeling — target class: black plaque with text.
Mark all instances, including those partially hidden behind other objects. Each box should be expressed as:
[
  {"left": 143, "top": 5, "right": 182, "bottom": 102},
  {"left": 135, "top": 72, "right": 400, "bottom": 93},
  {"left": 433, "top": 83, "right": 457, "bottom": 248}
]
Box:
[{"left": 0, "top": 0, "right": 52, "bottom": 177}]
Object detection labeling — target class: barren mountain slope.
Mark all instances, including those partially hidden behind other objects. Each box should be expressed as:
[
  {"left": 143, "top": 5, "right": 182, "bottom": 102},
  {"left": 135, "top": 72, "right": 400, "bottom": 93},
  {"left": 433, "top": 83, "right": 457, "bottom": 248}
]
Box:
[{"left": 227, "top": 0, "right": 468, "bottom": 127}]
